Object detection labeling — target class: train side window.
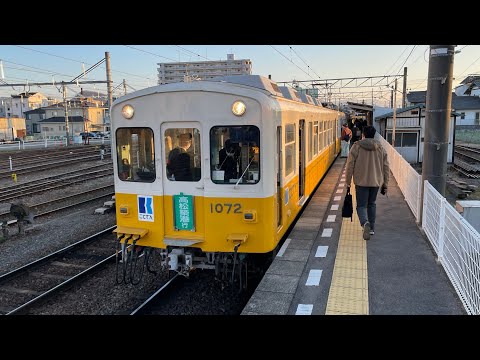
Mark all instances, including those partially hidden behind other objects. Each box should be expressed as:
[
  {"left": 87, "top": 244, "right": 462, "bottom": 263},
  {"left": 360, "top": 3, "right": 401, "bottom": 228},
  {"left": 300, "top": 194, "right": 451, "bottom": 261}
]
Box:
[
  {"left": 210, "top": 125, "right": 260, "bottom": 184},
  {"left": 116, "top": 127, "right": 155, "bottom": 182},
  {"left": 285, "top": 123, "right": 295, "bottom": 177},
  {"left": 308, "top": 122, "right": 312, "bottom": 161},
  {"left": 313, "top": 121, "right": 318, "bottom": 155},
  {"left": 165, "top": 128, "right": 201, "bottom": 182}
]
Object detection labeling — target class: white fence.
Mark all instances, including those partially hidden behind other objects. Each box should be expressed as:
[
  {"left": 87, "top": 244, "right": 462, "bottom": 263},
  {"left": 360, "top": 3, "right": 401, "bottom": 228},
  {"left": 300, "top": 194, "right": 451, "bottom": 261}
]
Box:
[
  {"left": 0, "top": 137, "right": 110, "bottom": 151},
  {"left": 378, "top": 134, "right": 480, "bottom": 315},
  {"left": 422, "top": 181, "right": 480, "bottom": 315},
  {"left": 377, "top": 134, "right": 422, "bottom": 222}
]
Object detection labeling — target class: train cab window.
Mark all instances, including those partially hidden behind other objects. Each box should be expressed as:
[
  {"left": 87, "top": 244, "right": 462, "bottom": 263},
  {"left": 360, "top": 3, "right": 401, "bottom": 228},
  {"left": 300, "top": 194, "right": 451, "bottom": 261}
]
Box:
[
  {"left": 116, "top": 127, "right": 155, "bottom": 182},
  {"left": 165, "top": 128, "right": 201, "bottom": 182},
  {"left": 210, "top": 126, "right": 260, "bottom": 184}
]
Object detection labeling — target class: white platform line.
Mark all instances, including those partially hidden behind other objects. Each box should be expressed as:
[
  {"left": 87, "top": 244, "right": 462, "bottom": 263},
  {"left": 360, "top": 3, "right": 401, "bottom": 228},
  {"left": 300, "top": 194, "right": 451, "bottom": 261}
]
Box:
[
  {"left": 334, "top": 196, "right": 341, "bottom": 201},
  {"left": 336, "top": 189, "right": 343, "bottom": 193},
  {"left": 331, "top": 204, "right": 339, "bottom": 211},
  {"left": 338, "top": 183, "right": 345, "bottom": 187},
  {"left": 321, "top": 228, "right": 333, "bottom": 237},
  {"left": 276, "top": 238, "right": 291, "bottom": 257},
  {"left": 326, "top": 215, "right": 336, "bottom": 222},
  {"left": 296, "top": 304, "right": 313, "bottom": 315},
  {"left": 315, "top": 245, "right": 328, "bottom": 257},
  {"left": 306, "top": 269, "right": 323, "bottom": 286}
]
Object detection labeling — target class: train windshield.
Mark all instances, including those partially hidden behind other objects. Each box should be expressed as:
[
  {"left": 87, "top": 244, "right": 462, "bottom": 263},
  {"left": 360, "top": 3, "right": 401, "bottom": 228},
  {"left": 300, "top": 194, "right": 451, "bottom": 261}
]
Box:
[
  {"left": 164, "top": 128, "right": 202, "bottom": 182},
  {"left": 210, "top": 126, "right": 260, "bottom": 185},
  {"left": 116, "top": 127, "right": 155, "bottom": 182}
]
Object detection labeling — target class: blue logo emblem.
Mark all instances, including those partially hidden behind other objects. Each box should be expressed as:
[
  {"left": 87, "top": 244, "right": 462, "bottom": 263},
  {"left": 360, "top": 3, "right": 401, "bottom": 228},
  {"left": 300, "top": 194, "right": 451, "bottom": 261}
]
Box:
[{"left": 138, "top": 195, "right": 154, "bottom": 222}]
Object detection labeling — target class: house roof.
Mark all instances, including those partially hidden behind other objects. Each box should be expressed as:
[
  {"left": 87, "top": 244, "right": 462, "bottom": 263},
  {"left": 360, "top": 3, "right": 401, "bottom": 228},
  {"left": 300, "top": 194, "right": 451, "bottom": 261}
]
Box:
[
  {"left": 11, "top": 92, "right": 38, "bottom": 98},
  {"left": 347, "top": 101, "right": 373, "bottom": 112},
  {"left": 406, "top": 91, "right": 426, "bottom": 104},
  {"left": 460, "top": 75, "right": 480, "bottom": 85},
  {"left": 23, "top": 108, "right": 46, "bottom": 114},
  {"left": 406, "top": 90, "right": 480, "bottom": 110},
  {"left": 43, "top": 101, "right": 106, "bottom": 109},
  {"left": 374, "top": 104, "right": 460, "bottom": 121},
  {"left": 452, "top": 95, "right": 480, "bottom": 110},
  {"left": 39, "top": 116, "right": 89, "bottom": 123},
  {"left": 75, "top": 89, "right": 107, "bottom": 99}
]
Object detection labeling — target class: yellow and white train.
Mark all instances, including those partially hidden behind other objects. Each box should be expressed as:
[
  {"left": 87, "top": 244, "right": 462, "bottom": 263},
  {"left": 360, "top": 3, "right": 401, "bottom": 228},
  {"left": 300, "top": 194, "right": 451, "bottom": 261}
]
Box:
[{"left": 111, "top": 75, "right": 343, "bottom": 280}]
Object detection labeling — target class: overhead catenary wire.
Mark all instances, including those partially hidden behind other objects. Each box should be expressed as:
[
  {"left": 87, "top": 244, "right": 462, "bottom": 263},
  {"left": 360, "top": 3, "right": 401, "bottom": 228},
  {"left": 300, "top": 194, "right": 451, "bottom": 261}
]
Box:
[
  {"left": 174, "top": 45, "right": 211, "bottom": 61},
  {"left": 269, "top": 45, "right": 313, "bottom": 79},
  {"left": 288, "top": 46, "right": 321, "bottom": 79},
  {"left": 12, "top": 45, "right": 156, "bottom": 82}
]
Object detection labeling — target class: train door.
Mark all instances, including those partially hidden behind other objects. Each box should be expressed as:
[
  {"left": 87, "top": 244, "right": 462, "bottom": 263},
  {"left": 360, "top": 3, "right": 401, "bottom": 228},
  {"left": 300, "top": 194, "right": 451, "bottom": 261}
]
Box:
[
  {"left": 276, "top": 126, "right": 283, "bottom": 229},
  {"left": 298, "top": 119, "right": 305, "bottom": 201},
  {"left": 161, "top": 122, "right": 205, "bottom": 242}
]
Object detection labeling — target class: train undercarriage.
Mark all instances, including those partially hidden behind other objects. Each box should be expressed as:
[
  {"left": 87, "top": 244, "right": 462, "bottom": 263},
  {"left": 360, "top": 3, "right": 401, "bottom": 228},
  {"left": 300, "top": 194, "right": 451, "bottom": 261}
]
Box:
[{"left": 115, "top": 237, "right": 274, "bottom": 291}]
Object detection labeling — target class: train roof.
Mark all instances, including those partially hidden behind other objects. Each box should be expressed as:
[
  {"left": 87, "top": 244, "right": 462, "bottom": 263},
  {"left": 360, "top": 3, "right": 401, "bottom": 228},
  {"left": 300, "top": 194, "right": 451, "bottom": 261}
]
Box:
[
  {"left": 210, "top": 75, "right": 284, "bottom": 97},
  {"left": 279, "top": 86, "right": 301, "bottom": 101},
  {"left": 112, "top": 75, "right": 327, "bottom": 109}
]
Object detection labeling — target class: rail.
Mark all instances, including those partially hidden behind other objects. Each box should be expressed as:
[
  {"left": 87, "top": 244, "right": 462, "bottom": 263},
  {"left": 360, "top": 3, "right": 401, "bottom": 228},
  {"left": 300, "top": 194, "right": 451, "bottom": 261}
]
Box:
[{"left": 130, "top": 274, "right": 180, "bottom": 315}]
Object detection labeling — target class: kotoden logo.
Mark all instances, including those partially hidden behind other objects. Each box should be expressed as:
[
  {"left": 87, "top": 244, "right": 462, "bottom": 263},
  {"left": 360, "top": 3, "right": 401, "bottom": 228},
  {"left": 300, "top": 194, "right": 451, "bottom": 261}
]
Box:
[{"left": 138, "top": 195, "right": 154, "bottom": 222}]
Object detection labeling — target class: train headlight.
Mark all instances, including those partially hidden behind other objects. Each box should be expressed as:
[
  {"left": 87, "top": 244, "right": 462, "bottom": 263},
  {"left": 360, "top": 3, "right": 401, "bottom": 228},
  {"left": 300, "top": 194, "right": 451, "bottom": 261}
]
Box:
[
  {"left": 232, "top": 101, "right": 246, "bottom": 116},
  {"left": 121, "top": 104, "right": 135, "bottom": 119}
]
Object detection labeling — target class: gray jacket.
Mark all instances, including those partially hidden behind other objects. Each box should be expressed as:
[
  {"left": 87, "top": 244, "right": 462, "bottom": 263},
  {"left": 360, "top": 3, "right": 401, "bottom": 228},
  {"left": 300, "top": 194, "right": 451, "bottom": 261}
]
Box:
[{"left": 345, "top": 138, "right": 389, "bottom": 188}]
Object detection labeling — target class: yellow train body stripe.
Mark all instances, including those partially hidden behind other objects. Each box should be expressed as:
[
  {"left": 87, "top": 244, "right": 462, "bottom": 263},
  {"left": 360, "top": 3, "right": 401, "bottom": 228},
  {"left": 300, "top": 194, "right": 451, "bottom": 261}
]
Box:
[{"left": 115, "top": 143, "right": 338, "bottom": 253}]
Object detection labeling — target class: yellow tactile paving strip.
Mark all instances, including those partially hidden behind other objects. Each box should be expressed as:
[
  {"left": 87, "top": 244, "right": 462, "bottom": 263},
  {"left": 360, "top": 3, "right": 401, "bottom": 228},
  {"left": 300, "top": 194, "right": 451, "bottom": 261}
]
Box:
[{"left": 325, "top": 181, "right": 369, "bottom": 315}]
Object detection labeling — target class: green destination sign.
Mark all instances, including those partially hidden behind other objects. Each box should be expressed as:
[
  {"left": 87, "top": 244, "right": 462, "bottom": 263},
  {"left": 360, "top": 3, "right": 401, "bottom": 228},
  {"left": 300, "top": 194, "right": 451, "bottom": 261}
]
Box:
[{"left": 173, "top": 192, "right": 195, "bottom": 231}]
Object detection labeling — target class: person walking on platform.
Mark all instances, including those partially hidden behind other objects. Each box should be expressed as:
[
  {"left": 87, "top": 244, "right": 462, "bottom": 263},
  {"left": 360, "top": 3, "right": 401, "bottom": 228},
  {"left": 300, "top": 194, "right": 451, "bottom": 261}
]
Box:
[
  {"left": 340, "top": 123, "right": 352, "bottom": 157},
  {"left": 345, "top": 126, "right": 389, "bottom": 240},
  {"left": 349, "top": 120, "right": 362, "bottom": 150}
]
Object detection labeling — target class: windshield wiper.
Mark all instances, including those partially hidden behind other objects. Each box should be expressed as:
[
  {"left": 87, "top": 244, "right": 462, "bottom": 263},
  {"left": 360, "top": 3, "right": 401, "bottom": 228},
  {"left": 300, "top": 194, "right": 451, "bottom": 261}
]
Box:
[{"left": 234, "top": 156, "right": 256, "bottom": 189}]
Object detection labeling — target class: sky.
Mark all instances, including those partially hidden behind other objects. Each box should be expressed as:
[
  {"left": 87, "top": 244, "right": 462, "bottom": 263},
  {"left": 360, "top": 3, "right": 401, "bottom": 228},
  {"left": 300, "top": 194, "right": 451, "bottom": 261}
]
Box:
[{"left": 1, "top": 45, "right": 479, "bottom": 107}]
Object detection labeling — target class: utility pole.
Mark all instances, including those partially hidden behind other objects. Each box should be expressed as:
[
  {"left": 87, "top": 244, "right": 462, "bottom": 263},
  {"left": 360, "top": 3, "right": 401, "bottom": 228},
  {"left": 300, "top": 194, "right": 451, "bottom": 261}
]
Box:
[
  {"left": 390, "top": 88, "right": 393, "bottom": 108},
  {"left": 123, "top": 79, "right": 127, "bottom": 95},
  {"left": 391, "top": 78, "right": 398, "bottom": 146},
  {"left": 421, "top": 45, "right": 455, "bottom": 199},
  {"left": 402, "top": 67, "right": 407, "bottom": 108},
  {"left": 105, "top": 51, "right": 113, "bottom": 131},
  {"left": 62, "top": 84, "right": 70, "bottom": 146}
]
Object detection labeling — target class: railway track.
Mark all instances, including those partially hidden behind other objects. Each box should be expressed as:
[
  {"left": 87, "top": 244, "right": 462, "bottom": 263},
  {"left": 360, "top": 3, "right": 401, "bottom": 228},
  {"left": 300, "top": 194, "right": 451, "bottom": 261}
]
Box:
[
  {"left": 0, "top": 167, "right": 113, "bottom": 202},
  {"left": 0, "top": 146, "right": 111, "bottom": 168},
  {"left": 454, "top": 144, "right": 480, "bottom": 178},
  {"left": 0, "top": 226, "right": 117, "bottom": 315},
  {"left": 0, "top": 153, "right": 111, "bottom": 179},
  {"left": 130, "top": 274, "right": 181, "bottom": 315},
  {"left": 0, "top": 186, "right": 115, "bottom": 226}
]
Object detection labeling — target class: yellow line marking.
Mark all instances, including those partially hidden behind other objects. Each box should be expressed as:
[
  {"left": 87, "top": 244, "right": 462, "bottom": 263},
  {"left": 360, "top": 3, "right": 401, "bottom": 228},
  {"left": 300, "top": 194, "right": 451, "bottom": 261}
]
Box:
[{"left": 325, "top": 182, "right": 369, "bottom": 315}]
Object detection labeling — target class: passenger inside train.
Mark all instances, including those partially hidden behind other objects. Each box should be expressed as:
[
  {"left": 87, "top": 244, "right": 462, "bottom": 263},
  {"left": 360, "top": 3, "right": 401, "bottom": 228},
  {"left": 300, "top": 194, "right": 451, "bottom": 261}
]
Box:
[
  {"left": 210, "top": 125, "right": 260, "bottom": 184},
  {"left": 167, "top": 133, "right": 193, "bottom": 181},
  {"left": 116, "top": 127, "right": 156, "bottom": 182},
  {"left": 218, "top": 139, "right": 240, "bottom": 181}
]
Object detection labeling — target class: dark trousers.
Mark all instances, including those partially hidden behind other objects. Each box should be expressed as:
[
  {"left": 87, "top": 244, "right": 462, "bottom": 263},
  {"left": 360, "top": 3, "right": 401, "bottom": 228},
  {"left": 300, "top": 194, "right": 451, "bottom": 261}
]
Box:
[{"left": 355, "top": 185, "right": 379, "bottom": 230}]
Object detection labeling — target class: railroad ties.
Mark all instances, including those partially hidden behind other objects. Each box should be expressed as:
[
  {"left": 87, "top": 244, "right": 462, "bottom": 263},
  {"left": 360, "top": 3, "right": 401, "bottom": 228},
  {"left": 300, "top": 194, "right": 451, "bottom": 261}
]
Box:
[{"left": 94, "top": 195, "right": 116, "bottom": 215}]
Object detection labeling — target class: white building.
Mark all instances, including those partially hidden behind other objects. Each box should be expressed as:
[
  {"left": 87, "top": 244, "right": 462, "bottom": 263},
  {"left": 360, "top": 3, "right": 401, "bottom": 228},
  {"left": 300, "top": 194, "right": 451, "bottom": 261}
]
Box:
[
  {"left": 452, "top": 95, "right": 480, "bottom": 126},
  {"left": 375, "top": 104, "right": 457, "bottom": 163},
  {"left": 10, "top": 92, "right": 48, "bottom": 118},
  {"left": 38, "top": 116, "right": 89, "bottom": 138},
  {"left": 157, "top": 54, "right": 252, "bottom": 84},
  {"left": 0, "top": 97, "right": 10, "bottom": 117}
]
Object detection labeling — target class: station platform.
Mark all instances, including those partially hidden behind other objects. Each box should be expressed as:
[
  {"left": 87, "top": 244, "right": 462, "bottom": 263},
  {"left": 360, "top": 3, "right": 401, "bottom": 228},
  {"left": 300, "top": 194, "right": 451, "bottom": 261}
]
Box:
[{"left": 242, "top": 156, "right": 466, "bottom": 315}]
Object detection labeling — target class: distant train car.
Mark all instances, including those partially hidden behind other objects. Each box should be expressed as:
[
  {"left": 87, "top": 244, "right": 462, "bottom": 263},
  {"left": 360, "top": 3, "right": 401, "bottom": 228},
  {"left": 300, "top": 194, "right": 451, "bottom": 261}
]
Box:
[{"left": 111, "top": 75, "right": 343, "bottom": 282}]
